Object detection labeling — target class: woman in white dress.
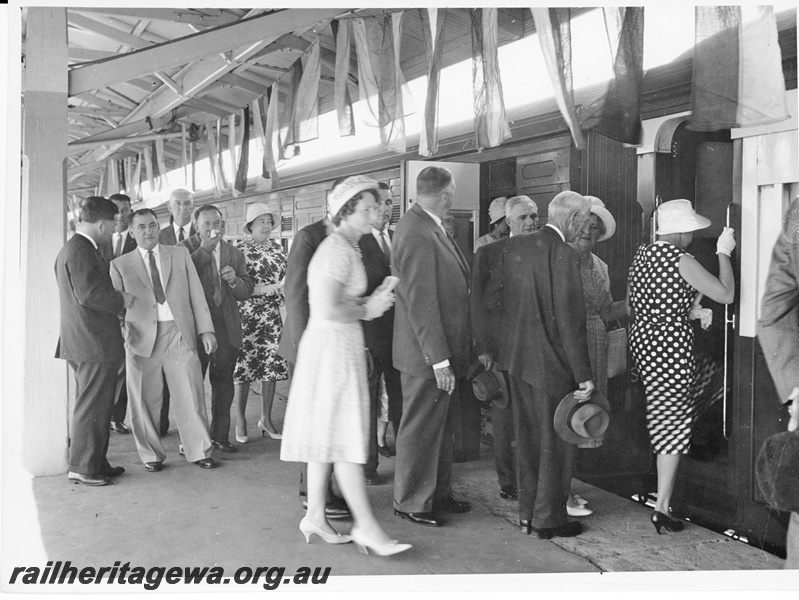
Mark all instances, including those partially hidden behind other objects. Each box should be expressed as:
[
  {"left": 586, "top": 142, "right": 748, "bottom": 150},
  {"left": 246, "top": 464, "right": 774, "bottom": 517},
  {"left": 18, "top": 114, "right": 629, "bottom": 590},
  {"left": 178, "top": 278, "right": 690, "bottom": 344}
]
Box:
[{"left": 280, "top": 175, "right": 411, "bottom": 557}]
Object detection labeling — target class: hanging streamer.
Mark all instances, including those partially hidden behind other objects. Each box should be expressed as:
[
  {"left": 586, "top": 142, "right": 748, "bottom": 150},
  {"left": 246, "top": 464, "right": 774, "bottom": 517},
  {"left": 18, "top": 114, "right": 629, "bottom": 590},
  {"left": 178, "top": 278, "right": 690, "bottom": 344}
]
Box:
[
  {"left": 332, "top": 19, "right": 356, "bottom": 137},
  {"left": 471, "top": 8, "right": 512, "bottom": 150}
]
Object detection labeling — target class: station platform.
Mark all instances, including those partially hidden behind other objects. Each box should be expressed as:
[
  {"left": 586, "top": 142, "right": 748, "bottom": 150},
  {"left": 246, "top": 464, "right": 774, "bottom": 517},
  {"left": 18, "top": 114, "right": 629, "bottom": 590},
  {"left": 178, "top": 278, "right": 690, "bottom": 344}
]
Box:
[{"left": 4, "top": 380, "right": 795, "bottom": 595}]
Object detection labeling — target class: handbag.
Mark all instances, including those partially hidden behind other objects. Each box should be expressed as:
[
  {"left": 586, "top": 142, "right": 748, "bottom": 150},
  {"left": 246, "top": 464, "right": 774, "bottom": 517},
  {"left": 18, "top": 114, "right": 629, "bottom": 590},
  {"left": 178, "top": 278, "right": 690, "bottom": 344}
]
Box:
[{"left": 606, "top": 325, "right": 628, "bottom": 379}]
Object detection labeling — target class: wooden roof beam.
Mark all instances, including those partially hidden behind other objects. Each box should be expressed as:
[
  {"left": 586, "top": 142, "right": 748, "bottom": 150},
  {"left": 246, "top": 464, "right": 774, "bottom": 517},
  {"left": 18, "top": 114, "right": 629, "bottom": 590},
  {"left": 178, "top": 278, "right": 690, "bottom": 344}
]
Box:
[
  {"left": 182, "top": 98, "right": 237, "bottom": 120},
  {"left": 69, "top": 9, "right": 351, "bottom": 96},
  {"left": 71, "top": 8, "right": 242, "bottom": 28},
  {"left": 67, "top": 13, "right": 152, "bottom": 50},
  {"left": 68, "top": 47, "right": 120, "bottom": 62}
]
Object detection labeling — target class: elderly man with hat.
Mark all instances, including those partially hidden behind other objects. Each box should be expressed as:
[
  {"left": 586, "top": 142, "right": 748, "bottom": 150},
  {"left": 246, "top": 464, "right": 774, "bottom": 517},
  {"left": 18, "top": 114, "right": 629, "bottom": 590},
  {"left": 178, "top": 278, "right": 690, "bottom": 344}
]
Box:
[
  {"left": 471, "top": 195, "right": 539, "bottom": 501},
  {"left": 180, "top": 204, "right": 253, "bottom": 453},
  {"left": 757, "top": 196, "right": 799, "bottom": 568},
  {"left": 232, "top": 203, "right": 288, "bottom": 445},
  {"left": 474, "top": 196, "right": 510, "bottom": 252}
]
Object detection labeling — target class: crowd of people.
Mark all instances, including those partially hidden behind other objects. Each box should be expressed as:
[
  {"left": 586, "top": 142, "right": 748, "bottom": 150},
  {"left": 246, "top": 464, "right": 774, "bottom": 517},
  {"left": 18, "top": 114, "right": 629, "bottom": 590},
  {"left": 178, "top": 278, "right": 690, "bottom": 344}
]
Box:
[{"left": 61, "top": 164, "right": 785, "bottom": 561}]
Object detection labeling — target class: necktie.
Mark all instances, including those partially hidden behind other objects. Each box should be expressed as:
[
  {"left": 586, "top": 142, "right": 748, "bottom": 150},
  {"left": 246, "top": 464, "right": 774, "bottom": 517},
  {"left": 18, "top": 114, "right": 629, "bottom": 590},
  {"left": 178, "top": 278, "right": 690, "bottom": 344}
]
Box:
[
  {"left": 379, "top": 231, "right": 391, "bottom": 262},
  {"left": 147, "top": 251, "right": 166, "bottom": 304},
  {"left": 178, "top": 227, "right": 185, "bottom": 242},
  {"left": 114, "top": 234, "right": 123, "bottom": 258},
  {"left": 210, "top": 250, "right": 223, "bottom": 306}
]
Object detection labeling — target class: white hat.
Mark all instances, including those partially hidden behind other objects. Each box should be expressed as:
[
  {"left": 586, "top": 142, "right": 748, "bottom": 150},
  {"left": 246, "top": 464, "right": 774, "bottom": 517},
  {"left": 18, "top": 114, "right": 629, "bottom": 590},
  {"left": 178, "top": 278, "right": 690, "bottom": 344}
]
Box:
[
  {"left": 584, "top": 196, "right": 616, "bottom": 242},
  {"left": 328, "top": 175, "right": 379, "bottom": 220},
  {"left": 655, "top": 199, "right": 711, "bottom": 235},
  {"left": 244, "top": 203, "right": 278, "bottom": 233},
  {"left": 489, "top": 197, "right": 509, "bottom": 224}
]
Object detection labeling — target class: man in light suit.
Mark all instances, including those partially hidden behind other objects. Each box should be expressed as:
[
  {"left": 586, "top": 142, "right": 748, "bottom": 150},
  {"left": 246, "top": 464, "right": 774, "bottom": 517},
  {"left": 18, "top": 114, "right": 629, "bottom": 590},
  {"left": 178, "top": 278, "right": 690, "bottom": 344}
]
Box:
[
  {"left": 498, "top": 190, "right": 594, "bottom": 539},
  {"left": 55, "top": 196, "right": 135, "bottom": 486},
  {"left": 110, "top": 208, "right": 218, "bottom": 471},
  {"left": 359, "top": 181, "right": 403, "bottom": 485},
  {"left": 392, "top": 166, "right": 473, "bottom": 527},
  {"left": 181, "top": 204, "right": 252, "bottom": 452},
  {"left": 757, "top": 196, "right": 799, "bottom": 569},
  {"left": 471, "top": 195, "right": 539, "bottom": 501},
  {"left": 157, "top": 188, "right": 198, "bottom": 435}
]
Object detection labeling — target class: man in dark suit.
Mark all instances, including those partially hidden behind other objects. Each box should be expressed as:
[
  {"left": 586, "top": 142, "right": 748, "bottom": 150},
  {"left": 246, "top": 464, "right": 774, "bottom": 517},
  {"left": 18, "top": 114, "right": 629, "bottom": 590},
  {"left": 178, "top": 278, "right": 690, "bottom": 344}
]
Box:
[
  {"left": 471, "top": 195, "right": 539, "bottom": 501},
  {"left": 758, "top": 196, "right": 799, "bottom": 569},
  {"left": 498, "top": 190, "right": 594, "bottom": 539},
  {"left": 181, "top": 204, "right": 252, "bottom": 452},
  {"left": 392, "top": 166, "right": 473, "bottom": 527},
  {"left": 359, "top": 181, "right": 403, "bottom": 485},
  {"left": 55, "top": 196, "right": 135, "bottom": 486},
  {"left": 157, "top": 188, "right": 197, "bottom": 436},
  {"left": 105, "top": 193, "right": 137, "bottom": 435}
]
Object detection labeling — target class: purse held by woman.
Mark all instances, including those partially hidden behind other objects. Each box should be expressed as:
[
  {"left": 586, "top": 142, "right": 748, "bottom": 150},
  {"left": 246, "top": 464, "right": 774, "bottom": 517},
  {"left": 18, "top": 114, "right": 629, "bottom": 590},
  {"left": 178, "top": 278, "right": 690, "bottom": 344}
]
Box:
[{"left": 606, "top": 326, "right": 628, "bottom": 379}]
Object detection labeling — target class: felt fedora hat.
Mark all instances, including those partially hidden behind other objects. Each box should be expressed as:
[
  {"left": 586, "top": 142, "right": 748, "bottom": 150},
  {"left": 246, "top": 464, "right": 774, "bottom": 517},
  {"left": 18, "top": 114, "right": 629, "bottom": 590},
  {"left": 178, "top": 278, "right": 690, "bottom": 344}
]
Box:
[
  {"left": 755, "top": 429, "right": 799, "bottom": 513},
  {"left": 553, "top": 391, "right": 611, "bottom": 445},
  {"left": 471, "top": 364, "right": 510, "bottom": 409}
]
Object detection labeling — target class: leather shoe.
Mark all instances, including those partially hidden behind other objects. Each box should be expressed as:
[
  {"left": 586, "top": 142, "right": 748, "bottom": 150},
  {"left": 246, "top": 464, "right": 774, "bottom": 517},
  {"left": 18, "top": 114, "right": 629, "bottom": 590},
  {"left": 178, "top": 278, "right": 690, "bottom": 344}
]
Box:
[
  {"left": 364, "top": 470, "right": 380, "bottom": 486},
  {"left": 394, "top": 509, "right": 443, "bottom": 527},
  {"left": 68, "top": 472, "right": 111, "bottom": 486},
  {"left": 194, "top": 458, "right": 217, "bottom": 469},
  {"left": 144, "top": 462, "right": 163, "bottom": 472},
  {"left": 532, "top": 521, "right": 583, "bottom": 539},
  {"left": 519, "top": 519, "right": 532, "bottom": 535},
  {"left": 100, "top": 466, "right": 125, "bottom": 478},
  {"left": 433, "top": 494, "right": 471, "bottom": 514},
  {"left": 500, "top": 485, "right": 518, "bottom": 500},
  {"left": 377, "top": 443, "right": 395, "bottom": 458},
  {"left": 110, "top": 421, "right": 130, "bottom": 434},
  {"left": 211, "top": 440, "right": 238, "bottom": 453}
]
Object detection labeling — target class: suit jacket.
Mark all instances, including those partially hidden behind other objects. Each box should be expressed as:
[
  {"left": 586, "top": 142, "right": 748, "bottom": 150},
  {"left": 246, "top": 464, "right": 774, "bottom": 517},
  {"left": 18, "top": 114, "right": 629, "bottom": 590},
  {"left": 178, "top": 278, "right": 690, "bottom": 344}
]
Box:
[
  {"left": 159, "top": 223, "right": 197, "bottom": 246},
  {"left": 359, "top": 230, "right": 394, "bottom": 360},
  {"left": 109, "top": 244, "right": 214, "bottom": 357},
  {"left": 180, "top": 235, "right": 252, "bottom": 349},
  {"left": 498, "top": 226, "right": 592, "bottom": 398},
  {"left": 471, "top": 236, "right": 508, "bottom": 358},
  {"left": 758, "top": 197, "right": 799, "bottom": 403},
  {"left": 277, "top": 219, "right": 328, "bottom": 364},
  {"left": 99, "top": 230, "right": 137, "bottom": 264},
  {"left": 392, "top": 203, "right": 472, "bottom": 379},
  {"left": 55, "top": 234, "right": 125, "bottom": 363}
]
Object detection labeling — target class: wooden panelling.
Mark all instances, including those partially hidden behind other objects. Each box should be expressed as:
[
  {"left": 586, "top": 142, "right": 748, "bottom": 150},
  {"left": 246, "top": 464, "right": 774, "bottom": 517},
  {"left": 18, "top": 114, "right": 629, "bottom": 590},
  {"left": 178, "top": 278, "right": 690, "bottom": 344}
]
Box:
[{"left": 515, "top": 135, "right": 572, "bottom": 218}]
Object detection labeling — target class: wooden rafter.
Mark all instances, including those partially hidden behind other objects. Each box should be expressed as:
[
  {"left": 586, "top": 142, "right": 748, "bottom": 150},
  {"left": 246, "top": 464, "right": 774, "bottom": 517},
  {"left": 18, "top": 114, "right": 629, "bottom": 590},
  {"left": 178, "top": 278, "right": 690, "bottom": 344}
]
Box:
[
  {"left": 67, "top": 13, "right": 152, "bottom": 50},
  {"left": 71, "top": 8, "right": 243, "bottom": 28},
  {"left": 68, "top": 47, "right": 119, "bottom": 62}
]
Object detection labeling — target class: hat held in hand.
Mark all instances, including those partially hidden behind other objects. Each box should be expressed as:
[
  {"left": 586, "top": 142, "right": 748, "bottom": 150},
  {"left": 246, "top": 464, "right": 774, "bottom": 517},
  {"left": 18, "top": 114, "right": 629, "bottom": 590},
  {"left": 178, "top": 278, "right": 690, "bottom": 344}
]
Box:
[
  {"left": 755, "top": 430, "right": 799, "bottom": 513},
  {"left": 553, "top": 391, "right": 610, "bottom": 445},
  {"left": 471, "top": 364, "right": 510, "bottom": 409}
]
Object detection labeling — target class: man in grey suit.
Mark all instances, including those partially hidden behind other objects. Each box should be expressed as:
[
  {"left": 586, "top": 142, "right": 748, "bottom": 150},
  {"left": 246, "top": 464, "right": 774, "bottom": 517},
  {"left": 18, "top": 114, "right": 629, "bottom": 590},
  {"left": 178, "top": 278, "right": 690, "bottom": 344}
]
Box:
[
  {"left": 110, "top": 208, "right": 218, "bottom": 471},
  {"left": 392, "top": 166, "right": 473, "bottom": 527}
]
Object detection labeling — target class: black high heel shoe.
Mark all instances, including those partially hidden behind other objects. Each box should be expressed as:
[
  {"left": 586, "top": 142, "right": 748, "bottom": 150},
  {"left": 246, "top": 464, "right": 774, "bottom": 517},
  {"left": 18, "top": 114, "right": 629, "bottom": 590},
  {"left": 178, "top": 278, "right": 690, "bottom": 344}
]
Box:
[{"left": 650, "top": 510, "right": 684, "bottom": 534}]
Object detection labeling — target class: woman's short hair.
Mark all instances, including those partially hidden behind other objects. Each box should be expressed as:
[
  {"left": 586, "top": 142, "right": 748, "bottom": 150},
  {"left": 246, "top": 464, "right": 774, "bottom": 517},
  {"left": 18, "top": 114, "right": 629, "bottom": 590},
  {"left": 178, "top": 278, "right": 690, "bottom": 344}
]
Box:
[{"left": 331, "top": 190, "right": 378, "bottom": 227}]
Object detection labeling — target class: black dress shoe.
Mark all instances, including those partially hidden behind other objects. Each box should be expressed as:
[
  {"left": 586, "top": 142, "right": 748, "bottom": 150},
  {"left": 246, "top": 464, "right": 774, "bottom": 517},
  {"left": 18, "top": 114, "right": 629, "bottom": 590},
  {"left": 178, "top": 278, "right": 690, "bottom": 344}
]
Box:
[
  {"left": 110, "top": 421, "right": 130, "bottom": 434},
  {"left": 377, "top": 443, "right": 395, "bottom": 458},
  {"left": 519, "top": 519, "right": 532, "bottom": 534},
  {"left": 433, "top": 494, "right": 472, "bottom": 514},
  {"left": 394, "top": 509, "right": 443, "bottom": 527},
  {"left": 68, "top": 472, "right": 111, "bottom": 486},
  {"left": 500, "top": 485, "right": 518, "bottom": 500},
  {"left": 364, "top": 471, "right": 380, "bottom": 486},
  {"left": 100, "top": 466, "right": 125, "bottom": 478},
  {"left": 532, "top": 521, "right": 582, "bottom": 539},
  {"left": 144, "top": 462, "right": 163, "bottom": 472},
  {"left": 211, "top": 440, "right": 238, "bottom": 453},
  {"left": 194, "top": 458, "right": 217, "bottom": 469}
]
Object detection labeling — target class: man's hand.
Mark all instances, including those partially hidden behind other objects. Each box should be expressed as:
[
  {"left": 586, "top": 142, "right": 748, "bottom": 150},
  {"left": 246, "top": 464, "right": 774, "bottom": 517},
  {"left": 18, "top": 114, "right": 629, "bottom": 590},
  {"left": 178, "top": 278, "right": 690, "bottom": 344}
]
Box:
[
  {"left": 788, "top": 387, "right": 799, "bottom": 432},
  {"left": 574, "top": 380, "right": 595, "bottom": 401},
  {"left": 119, "top": 291, "right": 135, "bottom": 310},
  {"left": 220, "top": 265, "right": 237, "bottom": 286},
  {"left": 434, "top": 365, "right": 456, "bottom": 395},
  {"left": 200, "top": 332, "right": 217, "bottom": 355},
  {"left": 200, "top": 232, "right": 222, "bottom": 252},
  {"left": 478, "top": 353, "right": 494, "bottom": 371}
]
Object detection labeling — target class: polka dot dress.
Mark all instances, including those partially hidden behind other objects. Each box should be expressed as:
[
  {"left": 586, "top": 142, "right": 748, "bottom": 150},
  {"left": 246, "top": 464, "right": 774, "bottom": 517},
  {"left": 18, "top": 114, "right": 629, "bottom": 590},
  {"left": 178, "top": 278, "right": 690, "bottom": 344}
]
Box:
[{"left": 629, "top": 242, "right": 698, "bottom": 454}]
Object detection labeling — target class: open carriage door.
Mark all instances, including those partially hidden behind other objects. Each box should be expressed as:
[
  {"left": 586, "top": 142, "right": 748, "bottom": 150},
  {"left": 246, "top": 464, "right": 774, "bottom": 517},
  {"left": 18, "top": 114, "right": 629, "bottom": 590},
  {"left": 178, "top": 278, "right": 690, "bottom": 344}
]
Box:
[{"left": 402, "top": 160, "right": 481, "bottom": 259}]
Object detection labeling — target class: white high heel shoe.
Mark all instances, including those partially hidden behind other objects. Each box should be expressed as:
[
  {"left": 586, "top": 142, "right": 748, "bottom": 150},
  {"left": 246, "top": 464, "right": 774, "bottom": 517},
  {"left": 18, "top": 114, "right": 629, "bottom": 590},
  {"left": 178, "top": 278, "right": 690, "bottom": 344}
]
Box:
[
  {"left": 299, "top": 517, "right": 351, "bottom": 545},
  {"left": 350, "top": 527, "right": 411, "bottom": 557},
  {"left": 566, "top": 504, "right": 594, "bottom": 517},
  {"left": 258, "top": 419, "right": 282, "bottom": 440}
]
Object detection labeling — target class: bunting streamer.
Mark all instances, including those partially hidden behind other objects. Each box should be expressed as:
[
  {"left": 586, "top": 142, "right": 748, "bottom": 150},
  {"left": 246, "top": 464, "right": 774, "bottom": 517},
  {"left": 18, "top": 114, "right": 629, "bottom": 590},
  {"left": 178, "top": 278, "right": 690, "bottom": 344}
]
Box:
[
  {"left": 471, "top": 8, "right": 511, "bottom": 150},
  {"left": 252, "top": 96, "right": 268, "bottom": 179},
  {"left": 206, "top": 122, "right": 221, "bottom": 197},
  {"left": 117, "top": 159, "right": 126, "bottom": 194},
  {"left": 595, "top": 7, "right": 645, "bottom": 145},
  {"left": 228, "top": 114, "right": 239, "bottom": 197},
  {"left": 216, "top": 119, "right": 230, "bottom": 191},
  {"left": 419, "top": 8, "right": 447, "bottom": 156},
  {"left": 531, "top": 8, "right": 584, "bottom": 149},
  {"left": 156, "top": 138, "right": 169, "bottom": 189},
  {"left": 332, "top": 19, "right": 356, "bottom": 137},
  {"left": 143, "top": 144, "right": 154, "bottom": 194},
  {"left": 264, "top": 84, "right": 281, "bottom": 187},
  {"left": 190, "top": 142, "right": 196, "bottom": 192},
  {"left": 132, "top": 153, "right": 142, "bottom": 202},
  {"left": 181, "top": 123, "right": 188, "bottom": 187},
  {"left": 352, "top": 18, "right": 380, "bottom": 128},
  {"left": 279, "top": 59, "right": 303, "bottom": 159},
  {"left": 293, "top": 38, "right": 321, "bottom": 143},
  {"left": 691, "top": 5, "right": 789, "bottom": 130},
  {"left": 235, "top": 105, "right": 251, "bottom": 194}
]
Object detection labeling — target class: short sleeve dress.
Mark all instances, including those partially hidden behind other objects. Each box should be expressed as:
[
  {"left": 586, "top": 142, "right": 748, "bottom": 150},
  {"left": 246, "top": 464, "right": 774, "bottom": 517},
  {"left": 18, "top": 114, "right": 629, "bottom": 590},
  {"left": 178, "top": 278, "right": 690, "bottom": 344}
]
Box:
[
  {"left": 233, "top": 238, "right": 288, "bottom": 384},
  {"left": 279, "top": 230, "right": 370, "bottom": 464},
  {"left": 628, "top": 241, "right": 699, "bottom": 454}
]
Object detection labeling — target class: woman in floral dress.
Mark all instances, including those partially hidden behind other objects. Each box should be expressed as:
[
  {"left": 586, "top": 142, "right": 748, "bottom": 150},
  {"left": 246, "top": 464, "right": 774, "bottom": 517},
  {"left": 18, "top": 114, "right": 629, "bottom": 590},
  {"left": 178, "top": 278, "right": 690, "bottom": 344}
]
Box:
[{"left": 233, "top": 203, "right": 288, "bottom": 443}]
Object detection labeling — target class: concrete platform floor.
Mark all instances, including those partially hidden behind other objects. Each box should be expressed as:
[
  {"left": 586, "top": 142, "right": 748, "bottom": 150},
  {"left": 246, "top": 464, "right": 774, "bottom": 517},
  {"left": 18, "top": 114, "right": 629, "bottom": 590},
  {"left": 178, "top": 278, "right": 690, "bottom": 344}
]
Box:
[{"left": 6, "top": 380, "right": 796, "bottom": 594}]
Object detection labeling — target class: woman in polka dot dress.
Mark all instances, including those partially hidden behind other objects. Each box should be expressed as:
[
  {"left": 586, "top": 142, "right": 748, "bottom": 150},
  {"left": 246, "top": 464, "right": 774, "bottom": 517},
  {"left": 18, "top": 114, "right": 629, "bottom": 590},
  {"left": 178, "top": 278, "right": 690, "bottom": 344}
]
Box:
[{"left": 628, "top": 199, "right": 736, "bottom": 534}]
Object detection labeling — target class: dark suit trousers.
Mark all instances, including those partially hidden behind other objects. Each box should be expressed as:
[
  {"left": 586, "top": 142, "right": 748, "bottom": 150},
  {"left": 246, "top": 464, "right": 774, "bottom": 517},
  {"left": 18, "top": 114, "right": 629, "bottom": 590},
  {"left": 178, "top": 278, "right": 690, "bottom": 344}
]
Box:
[
  {"left": 199, "top": 314, "right": 237, "bottom": 444},
  {"left": 159, "top": 378, "right": 171, "bottom": 434},
  {"left": 67, "top": 360, "right": 117, "bottom": 475},
  {"left": 111, "top": 357, "right": 128, "bottom": 423},
  {"left": 492, "top": 394, "right": 516, "bottom": 488},
  {"left": 393, "top": 373, "right": 457, "bottom": 513},
  {"left": 365, "top": 355, "right": 403, "bottom": 474},
  {"left": 510, "top": 376, "right": 574, "bottom": 528}
]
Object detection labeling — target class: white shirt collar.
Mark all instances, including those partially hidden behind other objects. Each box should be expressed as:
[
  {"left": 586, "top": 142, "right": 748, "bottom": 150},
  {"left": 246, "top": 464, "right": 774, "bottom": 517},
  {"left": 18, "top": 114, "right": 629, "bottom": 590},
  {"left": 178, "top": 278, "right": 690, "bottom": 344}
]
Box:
[
  {"left": 115, "top": 228, "right": 129, "bottom": 238},
  {"left": 173, "top": 222, "right": 190, "bottom": 237},
  {"left": 75, "top": 230, "right": 98, "bottom": 250},
  {"left": 544, "top": 223, "right": 566, "bottom": 242},
  {"left": 137, "top": 244, "right": 160, "bottom": 260}
]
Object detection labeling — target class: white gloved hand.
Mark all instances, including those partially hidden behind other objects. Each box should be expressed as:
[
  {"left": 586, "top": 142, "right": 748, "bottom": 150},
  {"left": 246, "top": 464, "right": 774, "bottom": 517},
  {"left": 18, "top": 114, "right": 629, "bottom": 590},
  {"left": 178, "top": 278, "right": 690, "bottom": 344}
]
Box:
[
  {"left": 363, "top": 289, "right": 395, "bottom": 321},
  {"left": 689, "top": 306, "right": 713, "bottom": 330},
  {"left": 716, "top": 227, "right": 736, "bottom": 256}
]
